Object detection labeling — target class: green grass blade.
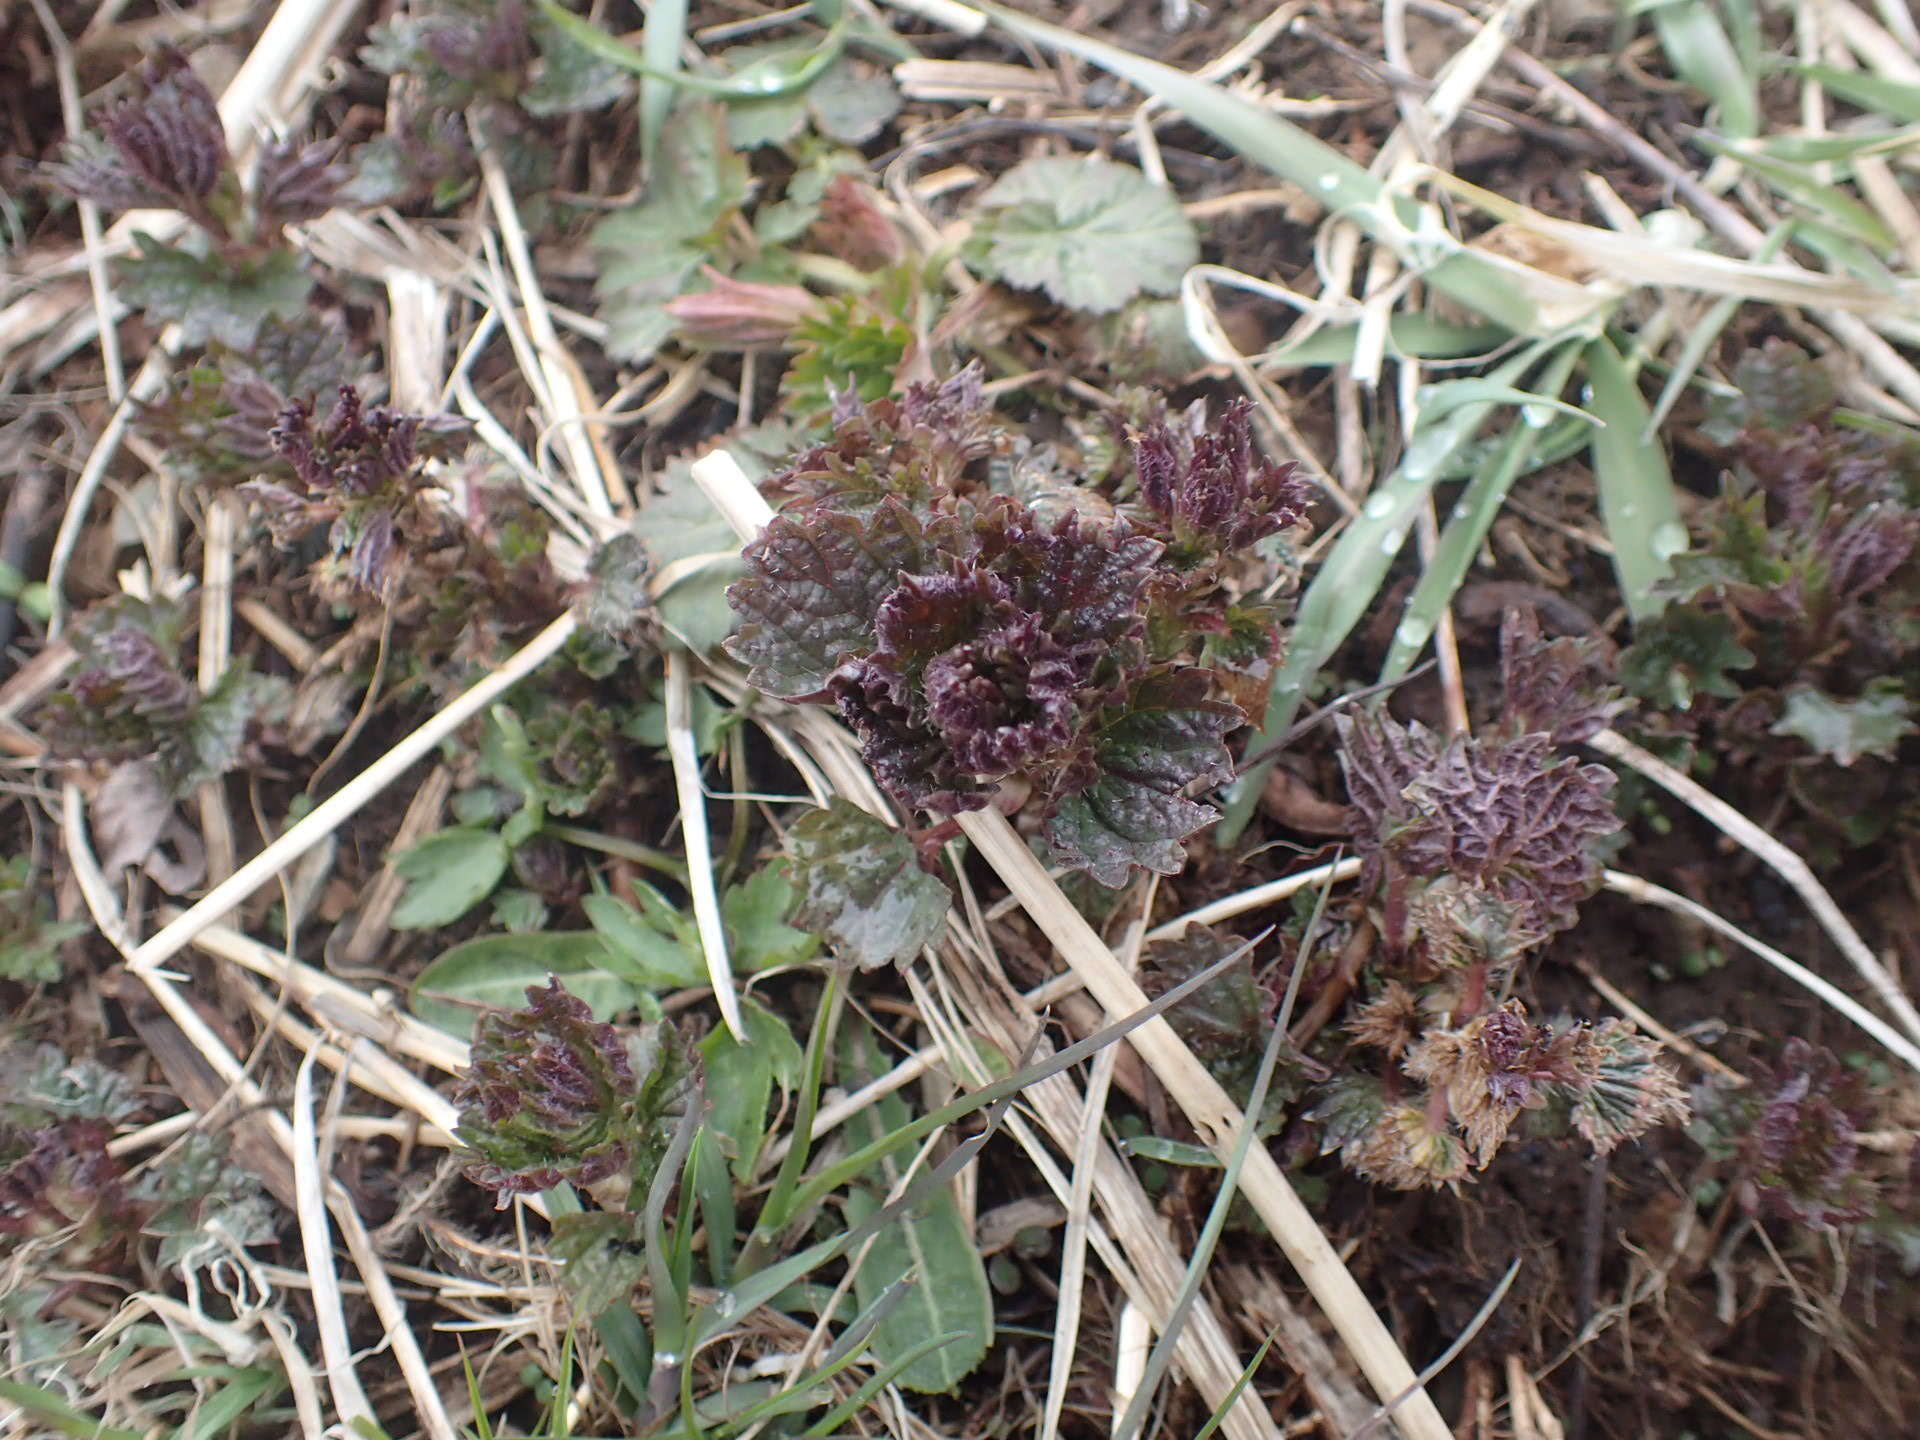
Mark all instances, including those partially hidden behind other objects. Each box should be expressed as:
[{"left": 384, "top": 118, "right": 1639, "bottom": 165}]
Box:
[
  {"left": 1693, "top": 135, "right": 1897, "bottom": 250},
  {"left": 1379, "top": 344, "right": 1587, "bottom": 683},
  {"left": 641, "top": 0, "right": 688, "bottom": 177},
  {"left": 1644, "top": 222, "right": 1790, "bottom": 440},
  {"left": 964, "top": 0, "right": 1543, "bottom": 335},
  {"left": 0, "top": 1380, "right": 144, "bottom": 1440},
  {"left": 795, "top": 1331, "right": 971, "bottom": 1438},
  {"left": 1261, "top": 317, "right": 1510, "bottom": 367},
  {"left": 174, "top": 1368, "right": 279, "bottom": 1440},
  {"left": 1217, "top": 344, "right": 1554, "bottom": 843},
  {"left": 1647, "top": 0, "right": 1759, "bottom": 139},
  {"left": 1584, "top": 335, "right": 1686, "bottom": 624},
  {"left": 1191, "top": 1336, "right": 1277, "bottom": 1440},
  {"left": 1792, "top": 64, "right": 1920, "bottom": 123}
]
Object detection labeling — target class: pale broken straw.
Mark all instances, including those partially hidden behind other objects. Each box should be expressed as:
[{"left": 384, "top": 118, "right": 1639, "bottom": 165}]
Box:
[{"left": 126, "top": 612, "right": 578, "bottom": 976}]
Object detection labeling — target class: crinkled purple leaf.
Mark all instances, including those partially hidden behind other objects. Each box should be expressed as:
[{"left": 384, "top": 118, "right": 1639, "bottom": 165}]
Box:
[
  {"left": 1338, "top": 712, "right": 1619, "bottom": 939},
  {"left": 1043, "top": 668, "right": 1241, "bottom": 886},
  {"left": 1497, "top": 607, "right": 1629, "bottom": 745},
  {"left": 829, "top": 657, "right": 984, "bottom": 814},
  {"left": 60, "top": 50, "right": 228, "bottom": 210},
  {"left": 726, "top": 499, "right": 929, "bottom": 700},
  {"left": 870, "top": 568, "right": 1016, "bottom": 672},
  {"left": 1132, "top": 399, "right": 1310, "bottom": 556},
  {"left": 253, "top": 137, "right": 348, "bottom": 229},
  {"left": 970, "top": 502, "right": 1162, "bottom": 657},
  {"left": 922, "top": 612, "right": 1085, "bottom": 775}
]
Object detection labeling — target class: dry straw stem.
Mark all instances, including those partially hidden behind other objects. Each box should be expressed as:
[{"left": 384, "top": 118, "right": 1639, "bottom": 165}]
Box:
[
  {"left": 1601, "top": 868, "right": 1920, "bottom": 1078},
  {"left": 472, "top": 123, "right": 620, "bottom": 521},
  {"left": 688, "top": 450, "right": 1450, "bottom": 1440},
  {"left": 291, "top": 1048, "right": 377, "bottom": 1430},
  {"left": 1588, "top": 728, "right": 1920, "bottom": 1051},
  {"left": 60, "top": 794, "right": 460, "bottom": 1440},
  {"left": 125, "top": 611, "right": 581, "bottom": 978},
  {"left": 915, "top": 940, "right": 1275, "bottom": 1440},
  {"left": 666, "top": 650, "right": 749, "bottom": 1042}
]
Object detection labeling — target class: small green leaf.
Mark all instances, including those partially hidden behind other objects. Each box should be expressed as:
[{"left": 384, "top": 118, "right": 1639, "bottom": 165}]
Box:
[
  {"left": 626, "top": 461, "right": 750, "bottom": 654},
  {"left": 808, "top": 57, "right": 900, "bottom": 144},
  {"left": 390, "top": 828, "right": 512, "bottom": 929},
  {"left": 723, "top": 863, "right": 820, "bottom": 971},
  {"left": 118, "top": 240, "right": 310, "bottom": 349},
  {"left": 490, "top": 888, "right": 550, "bottom": 934},
  {"left": 592, "top": 107, "right": 749, "bottom": 360},
  {"left": 787, "top": 800, "right": 950, "bottom": 969},
  {"left": 973, "top": 155, "right": 1199, "bottom": 314},
  {"left": 583, "top": 892, "right": 707, "bottom": 989},
  {"left": 1617, "top": 608, "right": 1754, "bottom": 710},
  {"left": 523, "top": 7, "right": 634, "bottom": 116},
  {"left": 549, "top": 1211, "right": 649, "bottom": 1319},
  {"left": 701, "top": 1001, "right": 804, "bottom": 1181},
  {"left": 411, "top": 932, "right": 638, "bottom": 1038},
  {"left": 1771, "top": 682, "right": 1915, "bottom": 767}
]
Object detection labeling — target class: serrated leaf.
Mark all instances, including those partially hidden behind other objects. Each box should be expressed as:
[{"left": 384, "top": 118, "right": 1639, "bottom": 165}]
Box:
[
  {"left": 700, "top": 1001, "right": 804, "bottom": 1182},
  {"left": 809, "top": 58, "right": 900, "bottom": 144},
  {"left": 524, "top": 9, "right": 634, "bottom": 116},
  {"left": 1771, "top": 682, "right": 1915, "bottom": 767},
  {"left": 787, "top": 800, "right": 950, "bottom": 969},
  {"left": 727, "top": 501, "right": 929, "bottom": 699},
  {"left": 592, "top": 108, "right": 748, "bottom": 360},
  {"left": 1044, "top": 669, "right": 1241, "bottom": 887},
  {"left": 175, "top": 666, "right": 281, "bottom": 791},
  {"left": 1617, "top": 608, "right": 1754, "bottom": 710},
  {"left": 550, "top": 1211, "right": 649, "bottom": 1319},
  {"left": 390, "top": 827, "right": 512, "bottom": 929},
  {"left": 722, "top": 863, "right": 820, "bottom": 971},
  {"left": 118, "top": 241, "right": 310, "bottom": 349},
  {"left": 410, "top": 932, "right": 637, "bottom": 1038},
  {"left": 974, "top": 156, "right": 1198, "bottom": 314}
]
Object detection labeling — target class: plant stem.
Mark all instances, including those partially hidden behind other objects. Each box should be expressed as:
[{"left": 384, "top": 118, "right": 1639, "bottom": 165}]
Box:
[{"left": 546, "top": 823, "right": 690, "bottom": 883}]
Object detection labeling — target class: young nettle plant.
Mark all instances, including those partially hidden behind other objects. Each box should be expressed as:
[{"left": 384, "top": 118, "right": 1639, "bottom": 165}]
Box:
[
  {"left": 40, "top": 593, "right": 285, "bottom": 800},
  {"left": 1316, "top": 612, "right": 1687, "bottom": 1188},
  {"left": 48, "top": 49, "right": 342, "bottom": 346},
  {"left": 727, "top": 370, "right": 1311, "bottom": 884},
  {"left": 454, "top": 980, "right": 694, "bottom": 1208},
  {"left": 351, "top": 0, "right": 629, "bottom": 209},
  {"left": 1622, "top": 341, "right": 1920, "bottom": 844}
]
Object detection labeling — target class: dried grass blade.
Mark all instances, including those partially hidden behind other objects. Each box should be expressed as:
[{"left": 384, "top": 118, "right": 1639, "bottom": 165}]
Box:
[
  {"left": 666, "top": 650, "right": 748, "bottom": 1042},
  {"left": 955, "top": 807, "right": 1448, "bottom": 1440},
  {"left": 1591, "top": 728, "right": 1920, "bottom": 1049},
  {"left": 1601, "top": 869, "right": 1920, "bottom": 1077},
  {"left": 291, "top": 1050, "right": 376, "bottom": 1430},
  {"left": 126, "top": 613, "right": 579, "bottom": 977}
]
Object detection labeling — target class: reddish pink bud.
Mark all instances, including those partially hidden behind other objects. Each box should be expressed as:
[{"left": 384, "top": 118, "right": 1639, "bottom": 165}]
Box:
[
  {"left": 810, "top": 175, "right": 906, "bottom": 272},
  {"left": 664, "top": 268, "right": 819, "bottom": 348}
]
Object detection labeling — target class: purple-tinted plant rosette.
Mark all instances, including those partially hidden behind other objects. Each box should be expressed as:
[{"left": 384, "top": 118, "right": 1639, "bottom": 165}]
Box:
[{"left": 725, "top": 370, "right": 1311, "bottom": 886}]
